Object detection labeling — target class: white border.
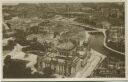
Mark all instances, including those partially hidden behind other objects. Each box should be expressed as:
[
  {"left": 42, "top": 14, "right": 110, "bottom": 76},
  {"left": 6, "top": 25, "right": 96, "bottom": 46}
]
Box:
[
  {"left": 1, "top": 0, "right": 126, "bottom": 3},
  {"left": 125, "top": 0, "right": 128, "bottom": 80},
  {"left": 0, "top": 0, "right": 127, "bottom": 81},
  {"left": 0, "top": 1, "right": 2, "bottom": 82},
  {"left": 2, "top": 78, "right": 128, "bottom": 81}
]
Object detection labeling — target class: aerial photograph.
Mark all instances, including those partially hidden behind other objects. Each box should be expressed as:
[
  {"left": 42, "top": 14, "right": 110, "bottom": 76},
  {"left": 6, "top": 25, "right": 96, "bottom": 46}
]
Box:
[{"left": 2, "top": 3, "right": 125, "bottom": 78}]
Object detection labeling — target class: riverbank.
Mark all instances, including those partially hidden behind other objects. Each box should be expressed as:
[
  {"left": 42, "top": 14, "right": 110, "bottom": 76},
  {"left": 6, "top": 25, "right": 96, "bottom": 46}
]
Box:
[
  {"left": 72, "top": 22, "right": 125, "bottom": 57},
  {"left": 106, "top": 41, "right": 125, "bottom": 53},
  {"left": 102, "top": 30, "right": 125, "bottom": 55}
]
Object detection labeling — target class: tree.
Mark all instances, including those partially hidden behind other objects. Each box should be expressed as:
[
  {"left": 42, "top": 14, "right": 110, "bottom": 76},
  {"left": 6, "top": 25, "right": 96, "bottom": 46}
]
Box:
[
  {"left": 3, "top": 55, "right": 32, "bottom": 78},
  {"left": 29, "top": 26, "right": 39, "bottom": 34}
]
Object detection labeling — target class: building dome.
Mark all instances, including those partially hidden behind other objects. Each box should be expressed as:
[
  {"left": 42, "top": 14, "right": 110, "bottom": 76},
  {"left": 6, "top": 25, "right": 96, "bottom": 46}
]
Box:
[{"left": 56, "top": 41, "right": 75, "bottom": 51}]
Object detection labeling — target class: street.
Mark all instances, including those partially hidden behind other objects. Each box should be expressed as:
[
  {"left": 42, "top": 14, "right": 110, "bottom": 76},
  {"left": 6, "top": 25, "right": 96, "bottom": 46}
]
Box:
[{"left": 75, "top": 49, "right": 105, "bottom": 78}]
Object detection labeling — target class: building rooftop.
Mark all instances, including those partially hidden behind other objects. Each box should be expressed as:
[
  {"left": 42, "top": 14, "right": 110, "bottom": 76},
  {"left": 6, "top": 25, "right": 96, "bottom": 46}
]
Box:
[
  {"left": 56, "top": 41, "right": 75, "bottom": 51},
  {"left": 26, "top": 33, "right": 54, "bottom": 44}
]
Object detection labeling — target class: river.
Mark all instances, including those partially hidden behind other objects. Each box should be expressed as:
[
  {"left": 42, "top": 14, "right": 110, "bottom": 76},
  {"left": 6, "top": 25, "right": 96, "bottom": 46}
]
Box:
[
  {"left": 89, "top": 32, "right": 125, "bottom": 60},
  {"left": 72, "top": 23, "right": 125, "bottom": 60}
]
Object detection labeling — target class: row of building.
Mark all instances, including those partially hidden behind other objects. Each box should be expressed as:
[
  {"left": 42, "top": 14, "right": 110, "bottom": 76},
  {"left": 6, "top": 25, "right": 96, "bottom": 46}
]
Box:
[
  {"left": 101, "top": 21, "right": 125, "bottom": 50},
  {"left": 92, "top": 57, "right": 125, "bottom": 77}
]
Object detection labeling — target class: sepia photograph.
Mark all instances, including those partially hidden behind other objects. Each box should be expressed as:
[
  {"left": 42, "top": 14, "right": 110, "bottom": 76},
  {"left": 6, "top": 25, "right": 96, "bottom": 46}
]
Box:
[{"left": 2, "top": 2, "right": 125, "bottom": 78}]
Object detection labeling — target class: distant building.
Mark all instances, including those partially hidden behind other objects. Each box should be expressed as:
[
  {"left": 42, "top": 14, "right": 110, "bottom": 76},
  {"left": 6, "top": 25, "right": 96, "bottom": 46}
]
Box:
[
  {"left": 101, "top": 21, "right": 111, "bottom": 29},
  {"left": 108, "top": 26, "right": 124, "bottom": 43}
]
